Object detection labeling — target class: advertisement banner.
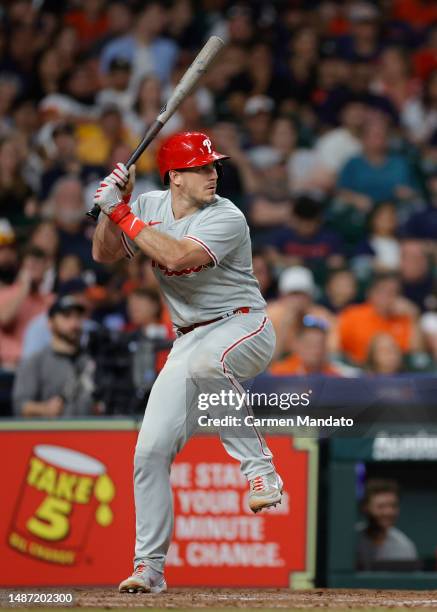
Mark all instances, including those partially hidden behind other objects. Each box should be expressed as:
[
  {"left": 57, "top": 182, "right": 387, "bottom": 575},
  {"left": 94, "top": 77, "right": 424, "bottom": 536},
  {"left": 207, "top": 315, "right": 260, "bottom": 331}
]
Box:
[{"left": 0, "top": 427, "right": 317, "bottom": 587}]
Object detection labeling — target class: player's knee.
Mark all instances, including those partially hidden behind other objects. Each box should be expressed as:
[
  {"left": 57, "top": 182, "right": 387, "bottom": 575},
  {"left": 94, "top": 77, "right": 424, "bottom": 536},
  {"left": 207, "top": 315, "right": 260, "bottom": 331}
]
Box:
[
  {"left": 134, "top": 445, "right": 172, "bottom": 474},
  {"left": 135, "top": 436, "right": 172, "bottom": 464},
  {"left": 188, "top": 350, "right": 221, "bottom": 379}
]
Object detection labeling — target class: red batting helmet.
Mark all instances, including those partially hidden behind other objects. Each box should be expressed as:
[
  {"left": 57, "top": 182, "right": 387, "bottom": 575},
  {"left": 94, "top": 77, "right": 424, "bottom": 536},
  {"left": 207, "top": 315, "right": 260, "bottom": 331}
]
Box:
[{"left": 157, "top": 131, "right": 229, "bottom": 183}]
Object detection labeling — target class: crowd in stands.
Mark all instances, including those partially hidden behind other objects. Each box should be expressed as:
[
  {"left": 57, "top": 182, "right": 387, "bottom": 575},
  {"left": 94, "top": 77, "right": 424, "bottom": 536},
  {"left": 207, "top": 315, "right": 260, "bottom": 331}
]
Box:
[{"left": 0, "top": 0, "right": 436, "bottom": 416}]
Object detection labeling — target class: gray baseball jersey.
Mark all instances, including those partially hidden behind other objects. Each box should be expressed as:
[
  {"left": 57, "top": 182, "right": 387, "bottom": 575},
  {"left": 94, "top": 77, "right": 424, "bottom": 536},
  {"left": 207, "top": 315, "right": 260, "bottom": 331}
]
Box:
[
  {"left": 117, "top": 186, "right": 278, "bottom": 577},
  {"left": 121, "top": 189, "right": 265, "bottom": 327}
]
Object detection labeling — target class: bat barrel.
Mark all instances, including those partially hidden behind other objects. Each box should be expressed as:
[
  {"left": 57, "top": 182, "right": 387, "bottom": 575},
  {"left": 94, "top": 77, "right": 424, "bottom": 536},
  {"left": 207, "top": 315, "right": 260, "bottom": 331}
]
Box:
[{"left": 86, "top": 36, "right": 224, "bottom": 222}]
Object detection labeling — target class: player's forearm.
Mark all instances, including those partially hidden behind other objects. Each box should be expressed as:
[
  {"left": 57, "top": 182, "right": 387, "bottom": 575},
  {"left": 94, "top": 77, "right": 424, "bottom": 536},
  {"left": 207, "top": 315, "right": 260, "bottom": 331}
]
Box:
[
  {"left": 0, "top": 285, "right": 28, "bottom": 327},
  {"left": 134, "top": 227, "right": 199, "bottom": 271},
  {"left": 92, "top": 216, "right": 125, "bottom": 263}
]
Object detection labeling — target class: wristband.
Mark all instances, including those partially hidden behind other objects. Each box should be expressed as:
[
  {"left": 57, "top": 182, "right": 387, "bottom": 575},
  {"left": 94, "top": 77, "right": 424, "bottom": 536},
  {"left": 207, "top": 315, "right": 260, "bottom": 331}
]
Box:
[
  {"left": 118, "top": 212, "right": 146, "bottom": 240},
  {"left": 109, "top": 203, "right": 145, "bottom": 240}
]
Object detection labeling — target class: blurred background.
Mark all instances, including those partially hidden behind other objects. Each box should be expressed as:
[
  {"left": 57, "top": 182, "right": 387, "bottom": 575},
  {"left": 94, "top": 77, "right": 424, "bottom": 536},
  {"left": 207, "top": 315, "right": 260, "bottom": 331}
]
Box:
[
  {"left": 0, "top": 0, "right": 436, "bottom": 416},
  {"left": 0, "top": 0, "right": 437, "bottom": 588}
]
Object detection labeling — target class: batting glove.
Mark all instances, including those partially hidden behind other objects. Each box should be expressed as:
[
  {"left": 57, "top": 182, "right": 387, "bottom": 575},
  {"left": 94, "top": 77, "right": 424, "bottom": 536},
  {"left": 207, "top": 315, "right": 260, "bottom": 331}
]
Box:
[
  {"left": 108, "top": 162, "right": 130, "bottom": 189},
  {"left": 93, "top": 180, "right": 123, "bottom": 216},
  {"left": 93, "top": 164, "right": 145, "bottom": 240},
  {"left": 93, "top": 162, "right": 132, "bottom": 212}
]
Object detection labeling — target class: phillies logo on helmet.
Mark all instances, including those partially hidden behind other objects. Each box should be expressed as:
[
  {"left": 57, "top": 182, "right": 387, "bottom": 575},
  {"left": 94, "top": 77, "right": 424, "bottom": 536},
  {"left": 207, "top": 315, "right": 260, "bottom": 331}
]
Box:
[
  {"left": 202, "top": 138, "right": 212, "bottom": 154},
  {"left": 157, "top": 132, "right": 229, "bottom": 183}
]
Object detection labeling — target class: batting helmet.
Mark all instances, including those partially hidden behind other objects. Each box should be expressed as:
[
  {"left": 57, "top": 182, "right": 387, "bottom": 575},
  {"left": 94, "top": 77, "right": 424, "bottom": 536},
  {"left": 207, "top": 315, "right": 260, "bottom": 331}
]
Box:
[{"left": 157, "top": 131, "right": 229, "bottom": 183}]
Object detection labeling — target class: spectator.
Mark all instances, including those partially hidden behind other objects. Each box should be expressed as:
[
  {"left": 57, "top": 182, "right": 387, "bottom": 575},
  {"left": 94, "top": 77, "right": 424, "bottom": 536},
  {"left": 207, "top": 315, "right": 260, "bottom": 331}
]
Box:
[
  {"left": 0, "top": 76, "right": 21, "bottom": 137},
  {"left": 126, "top": 75, "right": 162, "bottom": 139},
  {"left": 0, "top": 135, "right": 36, "bottom": 226},
  {"left": 22, "top": 277, "right": 92, "bottom": 359},
  {"left": 365, "top": 333, "right": 404, "bottom": 375},
  {"left": 91, "top": 1, "right": 133, "bottom": 54},
  {"left": 261, "top": 195, "right": 345, "bottom": 276},
  {"left": 402, "top": 69, "right": 437, "bottom": 145},
  {"left": 403, "top": 170, "right": 437, "bottom": 241},
  {"left": 166, "top": 0, "right": 201, "bottom": 51},
  {"left": 47, "top": 176, "right": 95, "bottom": 271},
  {"left": 75, "top": 105, "right": 143, "bottom": 169},
  {"left": 0, "top": 219, "right": 18, "bottom": 288},
  {"left": 52, "top": 26, "right": 81, "bottom": 80},
  {"left": 322, "top": 268, "right": 358, "bottom": 314},
  {"left": 246, "top": 42, "right": 274, "bottom": 98},
  {"left": 318, "top": 60, "right": 398, "bottom": 128},
  {"left": 40, "top": 121, "right": 105, "bottom": 200},
  {"left": 278, "top": 26, "right": 319, "bottom": 105},
  {"left": 335, "top": 2, "right": 382, "bottom": 63},
  {"left": 399, "top": 239, "right": 434, "bottom": 312},
  {"left": 126, "top": 287, "right": 173, "bottom": 379},
  {"left": 270, "top": 315, "right": 341, "bottom": 376},
  {"left": 352, "top": 202, "right": 401, "bottom": 277},
  {"left": 29, "top": 220, "right": 59, "bottom": 262},
  {"left": 57, "top": 254, "right": 83, "bottom": 286},
  {"left": 267, "top": 266, "right": 334, "bottom": 359},
  {"left": 211, "top": 121, "right": 260, "bottom": 205},
  {"left": 337, "top": 115, "right": 419, "bottom": 212},
  {"left": 13, "top": 294, "right": 96, "bottom": 417},
  {"left": 357, "top": 479, "right": 418, "bottom": 571},
  {"left": 96, "top": 57, "right": 133, "bottom": 113},
  {"left": 371, "top": 46, "right": 420, "bottom": 112},
  {"left": 29, "top": 48, "right": 64, "bottom": 102},
  {"left": 412, "top": 24, "right": 437, "bottom": 81},
  {"left": 28, "top": 220, "right": 59, "bottom": 293},
  {"left": 252, "top": 249, "right": 277, "bottom": 302},
  {"left": 312, "top": 98, "right": 366, "bottom": 190},
  {"left": 268, "top": 116, "right": 322, "bottom": 195},
  {"left": 243, "top": 95, "right": 274, "bottom": 148},
  {"left": 392, "top": 1, "right": 437, "bottom": 36},
  {"left": 247, "top": 147, "right": 289, "bottom": 203},
  {"left": 336, "top": 273, "right": 421, "bottom": 365},
  {"left": 100, "top": 2, "right": 178, "bottom": 87},
  {"left": 65, "top": 0, "right": 108, "bottom": 52},
  {"left": 222, "top": 4, "right": 255, "bottom": 46},
  {"left": 0, "top": 246, "right": 52, "bottom": 369}
]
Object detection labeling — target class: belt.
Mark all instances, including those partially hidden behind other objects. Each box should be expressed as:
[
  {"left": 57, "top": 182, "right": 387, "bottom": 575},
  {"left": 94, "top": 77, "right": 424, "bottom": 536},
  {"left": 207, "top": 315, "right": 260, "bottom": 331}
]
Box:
[{"left": 176, "top": 307, "right": 251, "bottom": 336}]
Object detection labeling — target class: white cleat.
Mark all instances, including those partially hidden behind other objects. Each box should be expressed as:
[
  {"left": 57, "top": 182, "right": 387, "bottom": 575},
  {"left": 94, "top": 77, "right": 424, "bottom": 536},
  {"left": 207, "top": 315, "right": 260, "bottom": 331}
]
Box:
[
  {"left": 118, "top": 564, "right": 167, "bottom": 594},
  {"left": 248, "top": 472, "right": 283, "bottom": 513}
]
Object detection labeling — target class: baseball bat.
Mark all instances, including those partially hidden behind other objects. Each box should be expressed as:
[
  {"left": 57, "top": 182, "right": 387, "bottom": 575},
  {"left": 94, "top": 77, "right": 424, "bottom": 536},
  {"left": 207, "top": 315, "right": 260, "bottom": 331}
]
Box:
[{"left": 86, "top": 35, "right": 225, "bottom": 221}]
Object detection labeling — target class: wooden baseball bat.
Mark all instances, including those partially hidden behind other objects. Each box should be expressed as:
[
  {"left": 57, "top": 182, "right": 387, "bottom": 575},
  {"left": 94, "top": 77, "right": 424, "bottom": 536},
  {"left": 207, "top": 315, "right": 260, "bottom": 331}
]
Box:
[{"left": 86, "top": 36, "right": 225, "bottom": 221}]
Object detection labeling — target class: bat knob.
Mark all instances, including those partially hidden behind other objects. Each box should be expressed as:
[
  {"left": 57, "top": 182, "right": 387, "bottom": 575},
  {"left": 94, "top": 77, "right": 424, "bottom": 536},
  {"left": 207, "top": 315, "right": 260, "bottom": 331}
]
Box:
[{"left": 86, "top": 205, "right": 101, "bottom": 221}]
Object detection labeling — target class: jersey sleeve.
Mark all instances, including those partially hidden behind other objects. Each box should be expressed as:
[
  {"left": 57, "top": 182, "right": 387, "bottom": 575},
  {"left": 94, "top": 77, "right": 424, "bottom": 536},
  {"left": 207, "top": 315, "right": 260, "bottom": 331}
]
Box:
[{"left": 184, "top": 205, "right": 247, "bottom": 266}]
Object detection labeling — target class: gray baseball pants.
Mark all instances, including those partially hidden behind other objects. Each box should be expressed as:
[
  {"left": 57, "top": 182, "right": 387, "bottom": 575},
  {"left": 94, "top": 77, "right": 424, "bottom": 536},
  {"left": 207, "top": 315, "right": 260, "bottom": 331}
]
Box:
[{"left": 133, "top": 311, "right": 276, "bottom": 573}]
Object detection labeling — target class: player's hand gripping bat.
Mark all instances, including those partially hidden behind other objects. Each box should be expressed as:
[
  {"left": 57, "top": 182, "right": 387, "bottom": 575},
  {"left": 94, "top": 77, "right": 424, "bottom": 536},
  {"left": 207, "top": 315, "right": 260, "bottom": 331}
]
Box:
[{"left": 86, "top": 36, "right": 225, "bottom": 221}]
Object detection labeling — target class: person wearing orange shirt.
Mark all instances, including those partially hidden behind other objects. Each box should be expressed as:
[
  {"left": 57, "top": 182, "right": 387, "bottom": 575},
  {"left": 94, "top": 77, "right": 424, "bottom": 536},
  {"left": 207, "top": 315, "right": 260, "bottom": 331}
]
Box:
[
  {"left": 270, "top": 315, "right": 341, "bottom": 376},
  {"left": 336, "top": 273, "right": 421, "bottom": 365}
]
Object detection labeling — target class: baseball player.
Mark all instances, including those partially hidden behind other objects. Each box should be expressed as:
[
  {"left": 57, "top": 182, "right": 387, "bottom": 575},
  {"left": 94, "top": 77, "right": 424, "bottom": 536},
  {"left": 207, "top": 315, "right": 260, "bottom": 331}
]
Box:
[{"left": 92, "top": 132, "right": 283, "bottom": 594}]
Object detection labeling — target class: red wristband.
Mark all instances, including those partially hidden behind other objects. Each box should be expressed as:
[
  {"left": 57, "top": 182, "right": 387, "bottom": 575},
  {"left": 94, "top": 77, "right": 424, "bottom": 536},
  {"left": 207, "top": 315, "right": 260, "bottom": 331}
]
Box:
[
  {"left": 117, "top": 212, "right": 146, "bottom": 239},
  {"left": 108, "top": 200, "right": 146, "bottom": 239},
  {"left": 109, "top": 203, "right": 131, "bottom": 224}
]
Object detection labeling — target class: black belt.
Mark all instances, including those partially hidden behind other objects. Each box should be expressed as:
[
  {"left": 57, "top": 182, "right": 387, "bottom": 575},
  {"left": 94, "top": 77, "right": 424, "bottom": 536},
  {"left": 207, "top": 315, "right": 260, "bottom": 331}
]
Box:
[{"left": 177, "top": 307, "right": 251, "bottom": 336}]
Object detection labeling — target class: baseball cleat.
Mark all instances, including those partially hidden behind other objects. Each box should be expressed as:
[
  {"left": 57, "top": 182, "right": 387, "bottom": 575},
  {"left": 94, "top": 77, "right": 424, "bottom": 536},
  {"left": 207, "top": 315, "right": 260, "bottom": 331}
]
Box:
[
  {"left": 119, "top": 564, "right": 167, "bottom": 594},
  {"left": 248, "top": 472, "right": 283, "bottom": 513}
]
